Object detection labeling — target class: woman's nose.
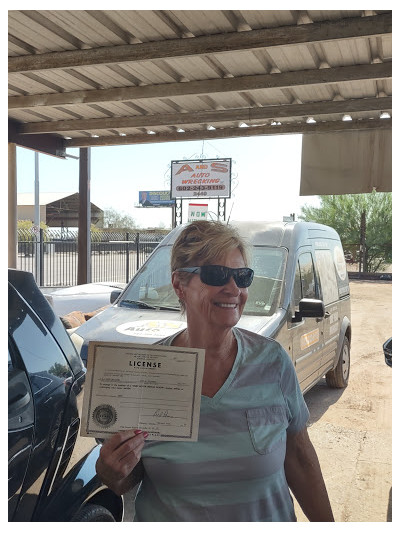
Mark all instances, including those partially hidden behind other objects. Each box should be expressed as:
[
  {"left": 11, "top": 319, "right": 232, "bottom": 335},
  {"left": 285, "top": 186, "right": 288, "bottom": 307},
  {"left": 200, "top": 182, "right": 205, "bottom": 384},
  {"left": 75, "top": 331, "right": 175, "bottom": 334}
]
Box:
[{"left": 223, "top": 275, "right": 241, "bottom": 294}]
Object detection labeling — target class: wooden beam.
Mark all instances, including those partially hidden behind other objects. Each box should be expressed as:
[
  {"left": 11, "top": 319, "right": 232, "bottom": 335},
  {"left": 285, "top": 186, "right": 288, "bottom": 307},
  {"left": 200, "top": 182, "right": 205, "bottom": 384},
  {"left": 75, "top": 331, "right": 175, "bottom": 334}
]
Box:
[
  {"left": 8, "top": 143, "right": 17, "bottom": 269},
  {"left": 77, "top": 148, "right": 91, "bottom": 285},
  {"left": 9, "top": 62, "right": 392, "bottom": 110},
  {"left": 8, "top": 13, "right": 391, "bottom": 73},
  {"left": 65, "top": 118, "right": 391, "bottom": 148},
  {"left": 19, "top": 96, "right": 392, "bottom": 134},
  {"left": 8, "top": 118, "right": 66, "bottom": 158}
]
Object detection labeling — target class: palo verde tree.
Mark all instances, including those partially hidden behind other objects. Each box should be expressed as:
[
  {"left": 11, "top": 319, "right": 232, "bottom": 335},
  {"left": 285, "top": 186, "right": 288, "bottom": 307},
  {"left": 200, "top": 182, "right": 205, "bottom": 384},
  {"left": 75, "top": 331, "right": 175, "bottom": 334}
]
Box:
[{"left": 299, "top": 192, "right": 392, "bottom": 272}]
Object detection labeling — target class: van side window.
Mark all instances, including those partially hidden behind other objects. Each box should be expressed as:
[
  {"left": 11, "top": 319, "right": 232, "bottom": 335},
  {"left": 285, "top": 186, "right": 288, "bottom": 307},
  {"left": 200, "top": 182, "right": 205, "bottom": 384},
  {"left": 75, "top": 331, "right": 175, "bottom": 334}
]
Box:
[
  {"left": 315, "top": 249, "right": 339, "bottom": 304},
  {"left": 293, "top": 263, "right": 302, "bottom": 307},
  {"left": 294, "top": 253, "right": 318, "bottom": 307}
]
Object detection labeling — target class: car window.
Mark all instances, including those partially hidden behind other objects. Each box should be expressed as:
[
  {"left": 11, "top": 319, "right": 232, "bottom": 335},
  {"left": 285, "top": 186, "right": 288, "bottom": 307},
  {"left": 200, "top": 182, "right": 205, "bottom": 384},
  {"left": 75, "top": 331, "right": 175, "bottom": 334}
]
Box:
[
  {"left": 9, "top": 289, "right": 73, "bottom": 394},
  {"left": 314, "top": 249, "right": 339, "bottom": 305},
  {"left": 122, "top": 246, "right": 179, "bottom": 308},
  {"left": 294, "top": 252, "right": 319, "bottom": 307},
  {"left": 121, "top": 245, "right": 286, "bottom": 317},
  {"left": 245, "top": 247, "right": 286, "bottom": 316}
]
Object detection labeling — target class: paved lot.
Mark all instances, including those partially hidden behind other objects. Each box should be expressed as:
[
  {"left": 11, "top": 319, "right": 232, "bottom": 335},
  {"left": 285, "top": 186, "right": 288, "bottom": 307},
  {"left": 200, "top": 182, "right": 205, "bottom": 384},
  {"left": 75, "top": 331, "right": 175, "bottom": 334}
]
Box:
[{"left": 120, "top": 280, "right": 392, "bottom": 522}]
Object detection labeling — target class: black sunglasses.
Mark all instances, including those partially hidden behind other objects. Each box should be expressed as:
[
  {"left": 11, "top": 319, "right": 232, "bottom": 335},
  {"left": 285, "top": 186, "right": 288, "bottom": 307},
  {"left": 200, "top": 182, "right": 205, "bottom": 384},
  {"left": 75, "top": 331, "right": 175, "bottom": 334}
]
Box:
[{"left": 175, "top": 265, "right": 254, "bottom": 288}]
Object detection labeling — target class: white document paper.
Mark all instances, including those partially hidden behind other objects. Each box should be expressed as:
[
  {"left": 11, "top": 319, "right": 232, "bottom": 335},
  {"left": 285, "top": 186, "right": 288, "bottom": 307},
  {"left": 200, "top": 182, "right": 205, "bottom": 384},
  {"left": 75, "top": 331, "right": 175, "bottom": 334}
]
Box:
[{"left": 81, "top": 341, "right": 205, "bottom": 441}]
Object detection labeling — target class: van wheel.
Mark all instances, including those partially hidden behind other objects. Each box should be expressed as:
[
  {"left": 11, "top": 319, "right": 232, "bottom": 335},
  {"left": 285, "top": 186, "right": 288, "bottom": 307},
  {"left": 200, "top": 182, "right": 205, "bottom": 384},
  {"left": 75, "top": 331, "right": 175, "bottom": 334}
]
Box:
[
  {"left": 326, "top": 337, "right": 350, "bottom": 388},
  {"left": 71, "top": 504, "right": 115, "bottom": 522}
]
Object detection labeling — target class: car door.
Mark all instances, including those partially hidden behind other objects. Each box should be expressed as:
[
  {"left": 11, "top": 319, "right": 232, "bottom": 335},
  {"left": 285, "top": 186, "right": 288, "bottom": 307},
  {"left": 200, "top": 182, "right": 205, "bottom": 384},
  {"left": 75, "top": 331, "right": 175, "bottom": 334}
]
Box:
[
  {"left": 8, "top": 282, "right": 74, "bottom": 521},
  {"left": 314, "top": 248, "right": 341, "bottom": 373},
  {"left": 288, "top": 251, "right": 325, "bottom": 391},
  {"left": 8, "top": 345, "right": 35, "bottom": 521}
]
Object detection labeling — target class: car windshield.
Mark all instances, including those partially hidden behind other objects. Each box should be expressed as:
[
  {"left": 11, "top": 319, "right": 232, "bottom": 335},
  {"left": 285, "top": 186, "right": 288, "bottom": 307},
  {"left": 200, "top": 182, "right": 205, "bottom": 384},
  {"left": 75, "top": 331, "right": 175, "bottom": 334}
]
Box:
[{"left": 120, "top": 245, "right": 287, "bottom": 317}]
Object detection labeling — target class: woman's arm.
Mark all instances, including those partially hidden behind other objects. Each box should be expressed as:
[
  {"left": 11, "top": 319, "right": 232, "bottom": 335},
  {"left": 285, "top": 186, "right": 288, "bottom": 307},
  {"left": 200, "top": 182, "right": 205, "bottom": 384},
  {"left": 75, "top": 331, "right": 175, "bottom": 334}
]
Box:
[
  {"left": 284, "top": 426, "right": 334, "bottom": 521},
  {"left": 96, "top": 429, "right": 147, "bottom": 496}
]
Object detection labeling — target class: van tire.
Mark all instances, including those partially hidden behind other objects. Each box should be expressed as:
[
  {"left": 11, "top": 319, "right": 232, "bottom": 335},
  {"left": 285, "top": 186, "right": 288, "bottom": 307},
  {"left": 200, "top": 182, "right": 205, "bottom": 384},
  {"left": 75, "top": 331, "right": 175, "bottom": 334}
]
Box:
[
  {"left": 326, "top": 337, "right": 350, "bottom": 388},
  {"left": 71, "top": 504, "right": 115, "bottom": 522}
]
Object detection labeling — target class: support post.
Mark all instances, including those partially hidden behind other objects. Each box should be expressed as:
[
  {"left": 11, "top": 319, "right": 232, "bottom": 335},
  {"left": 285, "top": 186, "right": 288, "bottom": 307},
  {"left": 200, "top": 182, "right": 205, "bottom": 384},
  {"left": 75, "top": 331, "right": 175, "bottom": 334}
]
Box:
[
  {"left": 34, "top": 152, "right": 41, "bottom": 282},
  {"left": 174, "top": 198, "right": 182, "bottom": 226},
  {"left": 8, "top": 143, "right": 17, "bottom": 268},
  {"left": 125, "top": 232, "right": 130, "bottom": 283},
  {"left": 78, "top": 148, "right": 91, "bottom": 284}
]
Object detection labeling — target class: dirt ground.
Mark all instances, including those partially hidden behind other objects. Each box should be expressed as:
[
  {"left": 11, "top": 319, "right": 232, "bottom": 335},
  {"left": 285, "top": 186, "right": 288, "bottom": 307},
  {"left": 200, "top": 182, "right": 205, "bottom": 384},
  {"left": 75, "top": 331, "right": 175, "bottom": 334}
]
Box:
[
  {"left": 294, "top": 280, "right": 392, "bottom": 522},
  {"left": 123, "top": 280, "right": 392, "bottom": 522}
]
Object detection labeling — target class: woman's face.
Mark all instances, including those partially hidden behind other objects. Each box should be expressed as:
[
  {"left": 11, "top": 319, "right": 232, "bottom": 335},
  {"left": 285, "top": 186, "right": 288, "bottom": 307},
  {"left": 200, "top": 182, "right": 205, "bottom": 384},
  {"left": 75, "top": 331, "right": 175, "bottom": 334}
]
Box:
[{"left": 173, "top": 248, "right": 249, "bottom": 331}]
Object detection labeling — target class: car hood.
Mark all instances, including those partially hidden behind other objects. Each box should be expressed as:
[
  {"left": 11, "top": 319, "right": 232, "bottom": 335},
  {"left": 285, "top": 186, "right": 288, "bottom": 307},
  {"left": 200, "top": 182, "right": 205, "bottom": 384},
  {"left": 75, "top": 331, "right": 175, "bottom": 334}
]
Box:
[{"left": 71, "top": 305, "right": 275, "bottom": 362}]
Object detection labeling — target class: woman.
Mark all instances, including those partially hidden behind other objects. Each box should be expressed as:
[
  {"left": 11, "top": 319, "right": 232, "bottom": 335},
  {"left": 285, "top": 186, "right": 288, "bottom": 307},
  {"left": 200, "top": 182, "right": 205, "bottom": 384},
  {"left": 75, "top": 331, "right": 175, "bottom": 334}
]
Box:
[{"left": 96, "top": 220, "right": 334, "bottom": 522}]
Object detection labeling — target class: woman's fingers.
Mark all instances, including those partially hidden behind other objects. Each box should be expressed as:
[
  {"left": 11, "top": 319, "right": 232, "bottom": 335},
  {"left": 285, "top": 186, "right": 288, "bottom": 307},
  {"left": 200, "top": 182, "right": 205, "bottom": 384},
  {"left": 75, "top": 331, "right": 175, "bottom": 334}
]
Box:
[{"left": 97, "top": 429, "right": 148, "bottom": 482}]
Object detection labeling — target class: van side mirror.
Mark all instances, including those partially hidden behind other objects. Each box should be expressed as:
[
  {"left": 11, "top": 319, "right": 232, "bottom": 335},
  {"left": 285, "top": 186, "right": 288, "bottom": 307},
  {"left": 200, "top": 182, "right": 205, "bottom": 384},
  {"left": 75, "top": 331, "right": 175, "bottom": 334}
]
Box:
[
  {"left": 110, "top": 289, "right": 122, "bottom": 304},
  {"left": 292, "top": 298, "right": 325, "bottom": 322}
]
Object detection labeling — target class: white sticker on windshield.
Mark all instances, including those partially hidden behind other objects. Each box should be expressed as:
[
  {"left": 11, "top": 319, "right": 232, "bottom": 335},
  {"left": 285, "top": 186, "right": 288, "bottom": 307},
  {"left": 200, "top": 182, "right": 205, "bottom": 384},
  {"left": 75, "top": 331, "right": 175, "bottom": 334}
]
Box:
[{"left": 116, "top": 320, "right": 186, "bottom": 338}]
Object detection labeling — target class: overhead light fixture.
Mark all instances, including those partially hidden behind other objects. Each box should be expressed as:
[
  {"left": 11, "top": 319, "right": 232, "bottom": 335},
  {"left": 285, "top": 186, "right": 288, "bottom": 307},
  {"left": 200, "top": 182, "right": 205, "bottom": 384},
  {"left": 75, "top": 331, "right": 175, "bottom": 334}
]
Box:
[
  {"left": 119, "top": 132, "right": 127, "bottom": 136},
  {"left": 239, "top": 122, "right": 249, "bottom": 128},
  {"left": 380, "top": 112, "right": 391, "bottom": 119},
  {"left": 147, "top": 130, "right": 156, "bottom": 135},
  {"left": 342, "top": 114, "right": 352, "bottom": 121},
  {"left": 306, "top": 117, "right": 316, "bottom": 124},
  {"left": 91, "top": 134, "right": 99, "bottom": 138},
  {"left": 177, "top": 128, "right": 185, "bottom": 133},
  {"left": 207, "top": 125, "right": 216, "bottom": 130},
  {"left": 271, "top": 120, "right": 281, "bottom": 126}
]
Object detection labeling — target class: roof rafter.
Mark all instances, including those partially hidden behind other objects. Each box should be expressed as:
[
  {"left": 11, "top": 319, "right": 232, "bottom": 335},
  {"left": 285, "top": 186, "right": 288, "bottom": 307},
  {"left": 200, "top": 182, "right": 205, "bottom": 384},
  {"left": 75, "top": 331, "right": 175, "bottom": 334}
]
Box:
[
  {"left": 8, "top": 13, "right": 391, "bottom": 73},
  {"left": 9, "top": 62, "right": 392, "bottom": 110},
  {"left": 64, "top": 118, "right": 391, "bottom": 148},
  {"left": 18, "top": 97, "right": 392, "bottom": 134}
]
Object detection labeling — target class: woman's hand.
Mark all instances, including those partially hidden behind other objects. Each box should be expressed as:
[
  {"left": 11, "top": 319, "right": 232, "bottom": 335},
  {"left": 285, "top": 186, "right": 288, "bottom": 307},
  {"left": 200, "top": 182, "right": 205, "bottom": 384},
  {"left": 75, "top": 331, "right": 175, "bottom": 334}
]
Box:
[{"left": 96, "top": 429, "right": 148, "bottom": 495}]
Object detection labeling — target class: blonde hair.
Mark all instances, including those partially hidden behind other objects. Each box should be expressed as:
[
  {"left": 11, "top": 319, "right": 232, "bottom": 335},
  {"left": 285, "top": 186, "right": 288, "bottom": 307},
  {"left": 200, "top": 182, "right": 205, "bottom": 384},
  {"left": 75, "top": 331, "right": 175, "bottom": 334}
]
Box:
[{"left": 171, "top": 220, "right": 250, "bottom": 312}]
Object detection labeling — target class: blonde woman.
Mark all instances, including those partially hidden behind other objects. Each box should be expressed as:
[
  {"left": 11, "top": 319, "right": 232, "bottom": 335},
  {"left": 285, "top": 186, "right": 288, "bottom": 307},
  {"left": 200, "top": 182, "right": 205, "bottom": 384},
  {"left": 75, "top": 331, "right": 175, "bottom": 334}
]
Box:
[{"left": 96, "top": 220, "right": 334, "bottom": 522}]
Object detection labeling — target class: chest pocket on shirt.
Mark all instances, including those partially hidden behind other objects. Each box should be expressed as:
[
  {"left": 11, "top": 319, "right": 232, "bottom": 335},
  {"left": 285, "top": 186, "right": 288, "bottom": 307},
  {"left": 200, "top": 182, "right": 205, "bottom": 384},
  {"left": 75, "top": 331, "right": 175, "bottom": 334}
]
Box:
[{"left": 246, "top": 406, "right": 288, "bottom": 455}]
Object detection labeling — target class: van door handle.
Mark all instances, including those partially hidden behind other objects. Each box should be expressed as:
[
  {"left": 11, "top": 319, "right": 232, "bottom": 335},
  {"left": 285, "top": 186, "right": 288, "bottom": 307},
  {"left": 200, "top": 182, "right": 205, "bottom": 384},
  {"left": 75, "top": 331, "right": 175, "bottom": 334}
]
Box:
[{"left": 316, "top": 311, "right": 330, "bottom": 322}]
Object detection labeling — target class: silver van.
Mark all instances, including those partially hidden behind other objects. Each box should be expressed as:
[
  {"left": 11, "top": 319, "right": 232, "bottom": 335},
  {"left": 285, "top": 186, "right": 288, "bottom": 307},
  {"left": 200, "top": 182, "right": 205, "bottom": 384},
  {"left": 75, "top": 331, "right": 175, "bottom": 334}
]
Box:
[{"left": 71, "top": 221, "right": 351, "bottom": 393}]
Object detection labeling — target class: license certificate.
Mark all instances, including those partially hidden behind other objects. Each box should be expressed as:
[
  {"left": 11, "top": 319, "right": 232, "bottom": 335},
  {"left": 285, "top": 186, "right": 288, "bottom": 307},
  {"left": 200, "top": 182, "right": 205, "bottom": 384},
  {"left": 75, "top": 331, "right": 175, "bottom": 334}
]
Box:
[{"left": 80, "top": 341, "right": 205, "bottom": 441}]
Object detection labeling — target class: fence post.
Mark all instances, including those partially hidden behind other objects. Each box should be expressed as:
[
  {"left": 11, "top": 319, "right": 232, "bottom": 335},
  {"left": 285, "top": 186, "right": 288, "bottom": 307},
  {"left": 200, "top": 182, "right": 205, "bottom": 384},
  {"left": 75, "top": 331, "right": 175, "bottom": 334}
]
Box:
[
  {"left": 39, "top": 229, "right": 44, "bottom": 286},
  {"left": 126, "top": 232, "right": 130, "bottom": 283},
  {"left": 136, "top": 233, "right": 140, "bottom": 271}
]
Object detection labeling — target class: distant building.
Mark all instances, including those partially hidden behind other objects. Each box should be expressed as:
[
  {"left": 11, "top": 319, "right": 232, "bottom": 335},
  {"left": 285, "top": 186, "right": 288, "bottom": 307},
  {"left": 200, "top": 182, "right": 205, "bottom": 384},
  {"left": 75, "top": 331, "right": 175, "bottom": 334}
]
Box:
[{"left": 17, "top": 192, "right": 104, "bottom": 228}]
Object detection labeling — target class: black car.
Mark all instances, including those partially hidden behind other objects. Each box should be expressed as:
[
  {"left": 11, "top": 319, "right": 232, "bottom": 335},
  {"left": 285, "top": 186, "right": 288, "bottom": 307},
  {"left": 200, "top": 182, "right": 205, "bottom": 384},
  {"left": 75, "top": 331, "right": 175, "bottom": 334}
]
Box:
[
  {"left": 383, "top": 337, "right": 392, "bottom": 367},
  {"left": 8, "top": 269, "right": 123, "bottom": 521}
]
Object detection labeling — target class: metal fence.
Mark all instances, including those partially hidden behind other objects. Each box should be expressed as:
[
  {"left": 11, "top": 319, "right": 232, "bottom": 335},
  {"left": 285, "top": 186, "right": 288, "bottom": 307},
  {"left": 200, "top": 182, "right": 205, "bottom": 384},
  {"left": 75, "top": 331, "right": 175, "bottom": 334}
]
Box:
[{"left": 17, "top": 228, "right": 167, "bottom": 287}]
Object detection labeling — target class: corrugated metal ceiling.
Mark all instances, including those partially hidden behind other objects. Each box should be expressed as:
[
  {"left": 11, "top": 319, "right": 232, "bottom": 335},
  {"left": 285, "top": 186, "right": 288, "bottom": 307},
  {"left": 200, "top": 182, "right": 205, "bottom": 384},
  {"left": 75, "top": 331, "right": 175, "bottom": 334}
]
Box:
[{"left": 8, "top": 9, "right": 392, "bottom": 157}]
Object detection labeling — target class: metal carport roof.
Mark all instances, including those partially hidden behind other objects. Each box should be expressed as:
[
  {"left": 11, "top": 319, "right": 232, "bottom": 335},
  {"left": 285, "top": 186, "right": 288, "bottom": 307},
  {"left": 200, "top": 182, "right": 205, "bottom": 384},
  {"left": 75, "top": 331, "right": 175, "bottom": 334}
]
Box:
[
  {"left": 8, "top": 9, "right": 392, "bottom": 280},
  {"left": 8, "top": 9, "right": 392, "bottom": 155}
]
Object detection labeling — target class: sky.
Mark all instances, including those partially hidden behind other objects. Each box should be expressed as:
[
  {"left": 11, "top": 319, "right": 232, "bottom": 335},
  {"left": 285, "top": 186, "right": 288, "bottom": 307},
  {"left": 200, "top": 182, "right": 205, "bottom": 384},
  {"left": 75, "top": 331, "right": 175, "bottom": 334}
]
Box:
[{"left": 16, "top": 134, "right": 321, "bottom": 229}]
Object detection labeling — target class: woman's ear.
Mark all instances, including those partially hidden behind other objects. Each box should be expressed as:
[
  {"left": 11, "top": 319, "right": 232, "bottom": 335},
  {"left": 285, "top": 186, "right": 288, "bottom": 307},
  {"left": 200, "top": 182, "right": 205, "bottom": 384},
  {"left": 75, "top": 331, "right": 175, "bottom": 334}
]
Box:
[{"left": 172, "top": 271, "right": 184, "bottom": 300}]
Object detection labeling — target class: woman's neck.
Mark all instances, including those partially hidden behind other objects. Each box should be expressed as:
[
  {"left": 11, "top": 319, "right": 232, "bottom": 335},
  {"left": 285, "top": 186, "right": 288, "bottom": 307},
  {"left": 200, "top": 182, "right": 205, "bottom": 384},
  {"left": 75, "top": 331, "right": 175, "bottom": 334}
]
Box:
[{"left": 177, "top": 326, "right": 237, "bottom": 361}]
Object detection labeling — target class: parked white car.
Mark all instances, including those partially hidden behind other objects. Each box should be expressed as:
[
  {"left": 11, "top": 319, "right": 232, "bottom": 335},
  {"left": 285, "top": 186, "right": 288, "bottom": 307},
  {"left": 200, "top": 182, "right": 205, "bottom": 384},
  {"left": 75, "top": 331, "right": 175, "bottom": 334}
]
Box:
[{"left": 43, "top": 281, "right": 126, "bottom": 316}]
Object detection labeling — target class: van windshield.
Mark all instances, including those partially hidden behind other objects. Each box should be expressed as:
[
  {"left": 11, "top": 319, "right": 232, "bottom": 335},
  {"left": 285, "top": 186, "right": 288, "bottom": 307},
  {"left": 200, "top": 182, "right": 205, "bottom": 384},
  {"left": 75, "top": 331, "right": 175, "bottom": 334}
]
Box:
[{"left": 120, "top": 245, "right": 287, "bottom": 317}]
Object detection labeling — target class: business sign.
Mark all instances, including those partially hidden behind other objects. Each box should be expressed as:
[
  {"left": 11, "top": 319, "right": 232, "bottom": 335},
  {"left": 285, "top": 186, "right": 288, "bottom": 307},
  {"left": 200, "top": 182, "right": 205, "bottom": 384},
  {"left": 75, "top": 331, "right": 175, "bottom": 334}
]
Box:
[
  {"left": 171, "top": 158, "right": 231, "bottom": 199},
  {"left": 188, "top": 204, "right": 208, "bottom": 222},
  {"left": 139, "top": 191, "right": 175, "bottom": 207}
]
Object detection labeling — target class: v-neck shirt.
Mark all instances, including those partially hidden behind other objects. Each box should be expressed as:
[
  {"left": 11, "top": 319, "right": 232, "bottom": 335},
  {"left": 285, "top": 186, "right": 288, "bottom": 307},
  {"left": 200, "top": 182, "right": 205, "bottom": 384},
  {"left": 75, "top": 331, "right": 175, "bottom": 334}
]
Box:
[{"left": 135, "top": 327, "right": 309, "bottom": 522}]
